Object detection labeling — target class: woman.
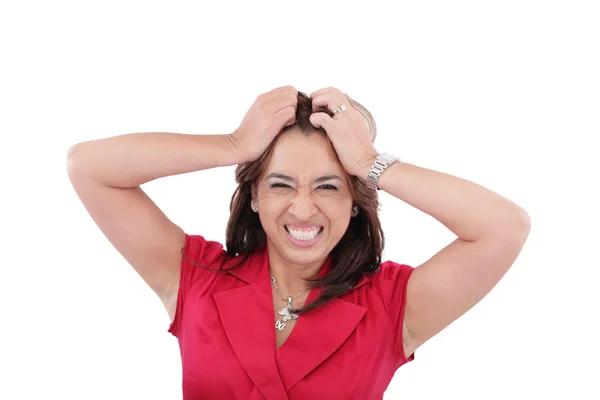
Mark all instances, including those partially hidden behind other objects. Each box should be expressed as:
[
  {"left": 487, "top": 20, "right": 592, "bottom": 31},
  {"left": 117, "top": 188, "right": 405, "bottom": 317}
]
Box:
[{"left": 67, "top": 86, "right": 531, "bottom": 399}]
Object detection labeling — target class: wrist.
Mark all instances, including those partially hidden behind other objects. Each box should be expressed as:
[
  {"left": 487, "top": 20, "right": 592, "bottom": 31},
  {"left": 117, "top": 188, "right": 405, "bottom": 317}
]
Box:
[
  {"left": 353, "top": 152, "right": 379, "bottom": 182},
  {"left": 358, "top": 152, "right": 403, "bottom": 190},
  {"left": 224, "top": 133, "right": 250, "bottom": 164}
]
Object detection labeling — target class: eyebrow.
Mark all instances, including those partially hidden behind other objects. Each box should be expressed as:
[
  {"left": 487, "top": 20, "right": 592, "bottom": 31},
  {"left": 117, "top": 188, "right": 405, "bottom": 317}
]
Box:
[{"left": 266, "top": 173, "right": 342, "bottom": 184}]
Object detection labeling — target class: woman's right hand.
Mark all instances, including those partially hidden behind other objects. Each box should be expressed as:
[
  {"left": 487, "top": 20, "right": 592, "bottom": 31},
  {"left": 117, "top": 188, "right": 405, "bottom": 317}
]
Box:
[{"left": 229, "top": 85, "right": 298, "bottom": 163}]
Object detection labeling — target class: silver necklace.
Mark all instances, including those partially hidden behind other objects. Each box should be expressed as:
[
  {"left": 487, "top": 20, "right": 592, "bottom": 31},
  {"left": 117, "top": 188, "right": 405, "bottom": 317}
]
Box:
[{"left": 270, "top": 275, "right": 310, "bottom": 331}]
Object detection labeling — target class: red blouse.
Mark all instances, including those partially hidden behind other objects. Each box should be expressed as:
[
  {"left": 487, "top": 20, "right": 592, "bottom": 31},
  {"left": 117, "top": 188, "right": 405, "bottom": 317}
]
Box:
[{"left": 168, "top": 234, "right": 415, "bottom": 399}]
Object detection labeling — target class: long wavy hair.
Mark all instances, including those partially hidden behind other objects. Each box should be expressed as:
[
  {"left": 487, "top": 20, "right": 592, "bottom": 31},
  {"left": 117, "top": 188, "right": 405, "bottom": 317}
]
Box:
[{"left": 183, "top": 91, "right": 385, "bottom": 315}]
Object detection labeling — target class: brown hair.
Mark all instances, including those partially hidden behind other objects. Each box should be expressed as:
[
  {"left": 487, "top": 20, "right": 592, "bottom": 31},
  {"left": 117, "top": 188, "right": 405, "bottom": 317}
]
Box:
[{"left": 184, "top": 91, "right": 385, "bottom": 315}]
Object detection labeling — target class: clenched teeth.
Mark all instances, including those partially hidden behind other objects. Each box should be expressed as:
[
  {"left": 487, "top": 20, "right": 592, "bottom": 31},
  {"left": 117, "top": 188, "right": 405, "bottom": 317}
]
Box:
[{"left": 285, "top": 225, "right": 323, "bottom": 241}]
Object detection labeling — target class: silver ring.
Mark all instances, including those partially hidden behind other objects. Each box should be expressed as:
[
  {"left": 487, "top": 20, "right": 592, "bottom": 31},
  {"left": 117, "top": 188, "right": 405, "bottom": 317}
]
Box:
[{"left": 332, "top": 104, "right": 347, "bottom": 114}]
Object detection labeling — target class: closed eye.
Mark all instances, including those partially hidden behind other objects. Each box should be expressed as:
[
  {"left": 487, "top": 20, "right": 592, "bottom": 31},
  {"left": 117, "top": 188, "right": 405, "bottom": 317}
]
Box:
[
  {"left": 270, "top": 183, "right": 337, "bottom": 190},
  {"left": 318, "top": 184, "right": 338, "bottom": 190}
]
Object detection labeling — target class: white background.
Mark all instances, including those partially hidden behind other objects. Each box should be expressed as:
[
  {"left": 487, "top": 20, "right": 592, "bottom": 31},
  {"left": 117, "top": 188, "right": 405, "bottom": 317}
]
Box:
[{"left": 1, "top": 0, "right": 598, "bottom": 399}]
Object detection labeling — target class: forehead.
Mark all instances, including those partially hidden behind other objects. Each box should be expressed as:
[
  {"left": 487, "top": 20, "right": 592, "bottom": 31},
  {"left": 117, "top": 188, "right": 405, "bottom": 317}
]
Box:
[{"left": 265, "top": 129, "right": 345, "bottom": 179}]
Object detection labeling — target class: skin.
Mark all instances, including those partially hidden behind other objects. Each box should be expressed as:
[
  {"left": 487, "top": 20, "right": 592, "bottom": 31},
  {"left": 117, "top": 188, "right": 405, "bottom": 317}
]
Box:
[
  {"left": 251, "top": 127, "right": 354, "bottom": 296},
  {"left": 252, "top": 86, "right": 530, "bottom": 356}
]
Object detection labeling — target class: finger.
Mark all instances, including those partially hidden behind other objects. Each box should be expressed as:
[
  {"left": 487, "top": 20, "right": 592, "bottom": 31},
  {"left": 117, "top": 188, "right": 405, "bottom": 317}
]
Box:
[
  {"left": 276, "top": 105, "right": 297, "bottom": 127},
  {"left": 312, "top": 93, "right": 349, "bottom": 114},
  {"left": 270, "top": 85, "right": 297, "bottom": 96},
  {"left": 259, "top": 85, "right": 297, "bottom": 103},
  {"left": 269, "top": 86, "right": 298, "bottom": 104},
  {"left": 269, "top": 91, "right": 298, "bottom": 108},
  {"left": 267, "top": 93, "right": 298, "bottom": 114},
  {"left": 309, "top": 88, "right": 328, "bottom": 99},
  {"left": 309, "top": 112, "right": 335, "bottom": 130},
  {"left": 309, "top": 86, "right": 341, "bottom": 99}
]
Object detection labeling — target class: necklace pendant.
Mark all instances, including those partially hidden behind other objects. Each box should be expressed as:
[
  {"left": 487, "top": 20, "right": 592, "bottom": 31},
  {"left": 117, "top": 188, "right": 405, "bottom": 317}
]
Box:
[
  {"left": 277, "top": 303, "right": 299, "bottom": 323},
  {"left": 275, "top": 320, "right": 286, "bottom": 331},
  {"left": 275, "top": 299, "right": 299, "bottom": 331}
]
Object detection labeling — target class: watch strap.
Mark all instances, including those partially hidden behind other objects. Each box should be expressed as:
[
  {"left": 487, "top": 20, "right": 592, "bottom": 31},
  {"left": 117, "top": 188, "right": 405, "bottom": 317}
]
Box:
[{"left": 366, "top": 153, "right": 401, "bottom": 190}]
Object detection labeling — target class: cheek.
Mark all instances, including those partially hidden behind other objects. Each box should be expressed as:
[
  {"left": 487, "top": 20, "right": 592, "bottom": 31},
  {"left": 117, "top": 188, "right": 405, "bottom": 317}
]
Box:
[
  {"left": 257, "top": 196, "right": 287, "bottom": 224},
  {"left": 319, "top": 200, "right": 353, "bottom": 221}
]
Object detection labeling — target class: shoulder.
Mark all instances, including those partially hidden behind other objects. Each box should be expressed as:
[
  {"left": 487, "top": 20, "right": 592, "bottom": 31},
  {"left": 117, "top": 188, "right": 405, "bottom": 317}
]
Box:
[
  {"left": 370, "top": 261, "right": 415, "bottom": 316},
  {"left": 376, "top": 260, "right": 415, "bottom": 282},
  {"left": 346, "top": 261, "right": 414, "bottom": 300},
  {"left": 174, "top": 234, "right": 230, "bottom": 300},
  {"left": 344, "top": 261, "right": 414, "bottom": 293},
  {"left": 183, "top": 234, "right": 228, "bottom": 264}
]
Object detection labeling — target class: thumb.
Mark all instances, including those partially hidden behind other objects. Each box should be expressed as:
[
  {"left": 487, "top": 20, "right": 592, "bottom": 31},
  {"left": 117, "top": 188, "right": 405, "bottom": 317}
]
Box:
[{"left": 309, "top": 112, "right": 334, "bottom": 130}]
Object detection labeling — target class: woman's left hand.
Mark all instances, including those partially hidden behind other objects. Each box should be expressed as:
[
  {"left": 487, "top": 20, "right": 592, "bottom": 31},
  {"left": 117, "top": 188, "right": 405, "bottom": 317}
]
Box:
[{"left": 309, "top": 87, "right": 378, "bottom": 177}]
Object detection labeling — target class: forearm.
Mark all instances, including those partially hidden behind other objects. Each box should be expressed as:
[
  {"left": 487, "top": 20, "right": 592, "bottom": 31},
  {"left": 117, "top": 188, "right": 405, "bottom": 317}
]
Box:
[
  {"left": 66, "top": 132, "right": 241, "bottom": 188},
  {"left": 358, "top": 158, "right": 530, "bottom": 242}
]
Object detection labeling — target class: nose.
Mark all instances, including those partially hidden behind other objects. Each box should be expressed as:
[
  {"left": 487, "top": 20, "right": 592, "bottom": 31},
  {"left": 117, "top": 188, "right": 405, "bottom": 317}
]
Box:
[{"left": 288, "top": 192, "right": 318, "bottom": 221}]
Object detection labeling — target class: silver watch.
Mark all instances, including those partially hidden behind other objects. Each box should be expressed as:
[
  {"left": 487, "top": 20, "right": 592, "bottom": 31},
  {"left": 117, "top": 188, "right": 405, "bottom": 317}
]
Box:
[{"left": 366, "top": 153, "right": 401, "bottom": 189}]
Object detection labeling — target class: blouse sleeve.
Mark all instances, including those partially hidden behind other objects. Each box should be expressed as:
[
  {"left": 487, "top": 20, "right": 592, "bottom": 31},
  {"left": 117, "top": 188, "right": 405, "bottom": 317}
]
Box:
[
  {"left": 378, "top": 260, "right": 416, "bottom": 369},
  {"left": 167, "top": 233, "right": 227, "bottom": 338}
]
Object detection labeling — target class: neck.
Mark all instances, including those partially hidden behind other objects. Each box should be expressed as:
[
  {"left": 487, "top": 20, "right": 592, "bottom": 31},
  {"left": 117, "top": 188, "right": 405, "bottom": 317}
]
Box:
[{"left": 266, "top": 244, "right": 327, "bottom": 296}]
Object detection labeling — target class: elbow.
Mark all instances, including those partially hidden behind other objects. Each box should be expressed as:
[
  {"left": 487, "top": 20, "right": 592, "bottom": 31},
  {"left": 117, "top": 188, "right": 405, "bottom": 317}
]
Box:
[
  {"left": 66, "top": 143, "right": 88, "bottom": 179},
  {"left": 66, "top": 144, "right": 79, "bottom": 177},
  {"left": 516, "top": 206, "right": 531, "bottom": 233},
  {"left": 508, "top": 207, "right": 531, "bottom": 244},
  {"left": 482, "top": 206, "right": 531, "bottom": 244}
]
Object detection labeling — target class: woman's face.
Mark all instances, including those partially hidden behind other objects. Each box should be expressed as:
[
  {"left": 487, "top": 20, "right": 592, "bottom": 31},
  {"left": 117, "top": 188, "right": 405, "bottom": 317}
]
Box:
[{"left": 253, "top": 128, "right": 354, "bottom": 267}]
